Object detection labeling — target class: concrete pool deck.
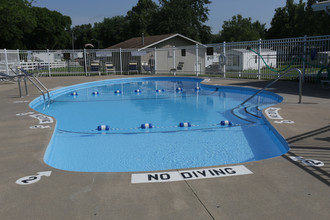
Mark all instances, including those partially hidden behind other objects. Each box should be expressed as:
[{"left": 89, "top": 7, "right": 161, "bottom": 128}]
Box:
[{"left": 0, "top": 75, "right": 329, "bottom": 219}]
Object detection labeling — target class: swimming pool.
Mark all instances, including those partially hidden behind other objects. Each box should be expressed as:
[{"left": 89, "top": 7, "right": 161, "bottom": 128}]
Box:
[{"left": 30, "top": 77, "right": 289, "bottom": 172}]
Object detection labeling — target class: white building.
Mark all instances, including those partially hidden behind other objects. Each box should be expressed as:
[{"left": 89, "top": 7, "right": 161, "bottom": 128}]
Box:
[{"left": 226, "top": 49, "right": 277, "bottom": 72}]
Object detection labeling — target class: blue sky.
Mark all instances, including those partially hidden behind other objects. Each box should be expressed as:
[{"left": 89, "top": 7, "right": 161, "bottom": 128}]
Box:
[{"left": 33, "top": 0, "right": 305, "bottom": 33}]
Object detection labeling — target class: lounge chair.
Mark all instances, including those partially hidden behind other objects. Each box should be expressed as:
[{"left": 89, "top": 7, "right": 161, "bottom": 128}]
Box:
[
  {"left": 105, "top": 62, "right": 115, "bottom": 74},
  {"left": 170, "top": 62, "right": 184, "bottom": 74},
  {"left": 0, "top": 71, "right": 17, "bottom": 83},
  {"left": 128, "top": 60, "right": 138, "bottom": 74},
  {"left": 142, "top": 62, "right": 151, "bottom": 73}
]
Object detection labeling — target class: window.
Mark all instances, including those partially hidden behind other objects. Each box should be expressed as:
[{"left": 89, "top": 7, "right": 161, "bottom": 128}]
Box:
[
  {"left": 228, "top": 55, "right": 239, "bottom": 66},
  {"left": 233, "top": 55, "right": 239, "bottom": 66},
  {"left": 206, "top": 47, "right": 214, "bottom": 56},
  {"left": 181, "top": 49, "right": 186, "bottom": 57}
]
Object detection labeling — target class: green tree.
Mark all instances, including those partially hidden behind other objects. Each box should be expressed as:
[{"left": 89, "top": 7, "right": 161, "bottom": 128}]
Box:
[
  {"left": 267, "top": 0, "right": 330, "bottom": 39},
  {"left": 72, "top": 24, "right": 97, "bottom": 49},
  {"left": 218, "top": 14, "right": 266, "bottom": 42},
  {"left": 154, "top": 0, "right": 212, "bottom": 43},
  {"left": 304, "top": 0, "right": 330, "bottom": 36},
  {"left": 94, "top": 16, "right": 130, "bottom": 48},
  {"left": 25, "top": 7, "right": 72, "bottom": 49},
  {"left": 0, "top": 0, "right": 36, "bottom": 49},
  {"left": 126, "top": 0, "right": 159, "bottom": 37}
]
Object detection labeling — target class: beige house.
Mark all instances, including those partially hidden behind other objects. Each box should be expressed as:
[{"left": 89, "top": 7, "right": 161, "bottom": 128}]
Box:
[{"left": 107, "top": 33, "right": 204, "bottom": 74}]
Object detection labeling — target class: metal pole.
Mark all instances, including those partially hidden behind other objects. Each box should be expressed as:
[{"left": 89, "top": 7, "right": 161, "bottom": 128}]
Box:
[
  {"left": 16, "top": 49, "right": 21, "bottom": 67},
  {"left": 302, "top": 35, "right": 307, "bottom": 83},
  {"left": 223, "top": 41, "right": 226, "bottom": 78},
  {"left": 72, "top": 31, "right": 75, "bottom": 50},
  {"left": 196, "top": 44, "right": 199, "bottom": 76},
  {"left": 4, "top": 49, "right": 9, "bottom": 75},
  {"left": 24, "top": 75, "right": 28, "bottom": 95},
  {"left": 119, "top": 48, "right": 122, "bottom": 75},
  {"left": 47, "top": 49, "right": 51, "bottom": 77},
  {"left": 84, "top": 48, "right": 87, "bottom": 76},
  {"left": 258, "top": 39, "right": 261, "bottom": 80},
  {"left": 17, "top": 77, "right": 22, "bottom": 98},
  {"left": 154, "top": 47, "right": 157, "bottom": 74},
  {"left": 298, "top": 68, "right": 302, "bottom": 104},
  {"left": 173, "top": 46, "right": 176, "bottom": 76}
]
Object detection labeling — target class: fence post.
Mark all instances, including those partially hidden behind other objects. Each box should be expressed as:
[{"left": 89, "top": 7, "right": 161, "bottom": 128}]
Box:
[
  {"left": 223, "top": 41, "right": 226, "bottom": 78},
  {"left": 196, "top": 44, "right": 199, "bottom": 76},
  {"left": 173, "top": 46, "right": 176, "bottom": 75},
  {"left": 302, "top": 35, "right": 307, "bottom": 83},
  {"left": 258, "top": 39, "right": 261, "bottom": 80},
  {"left": 4, "top": 48, "right": 9, "bottom": 75},
  {"left": 84, "top": 48, "right": 87, "bottom": 76},
  {"left": 119, "top": 48, "right": 123, "bottom": 75},
  {"left": 16, "top": 49, "right": 21, "bottom": 67},
  {"left": 154, "top": 47, "right": 157, "bottom": 74},
  {"left": 47, "top": 49, "right": 51, "bottom": 77}
]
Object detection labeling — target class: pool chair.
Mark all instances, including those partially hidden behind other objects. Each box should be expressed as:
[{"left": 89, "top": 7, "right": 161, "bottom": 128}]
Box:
[
  {"left": 142, "top": 62, "right": 151, "bottom": 73},
  {"left": 128, "top": 60, "right": 139, "bottom": 74},
  {"left": 170, "top": 62, "right": 184, "bottom": 75},
  {"left": 0, "top": 71, "right": 17, "bottom": 83},
  {"left": 105, "top": 62, "right": 115, "bottom": 74}
]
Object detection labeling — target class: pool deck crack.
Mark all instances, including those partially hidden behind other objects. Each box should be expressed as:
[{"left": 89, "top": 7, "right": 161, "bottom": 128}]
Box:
[{"left": 177, "top": 170, "right": 215, "bottom": 220}]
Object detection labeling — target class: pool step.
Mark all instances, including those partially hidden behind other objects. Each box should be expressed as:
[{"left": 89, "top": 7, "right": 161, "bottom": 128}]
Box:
[{"left": 232, "top": 105, "right": 261, "bottom": 122}]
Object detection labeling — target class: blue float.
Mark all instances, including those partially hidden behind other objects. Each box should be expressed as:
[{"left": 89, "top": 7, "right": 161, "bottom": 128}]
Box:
[
  {"left": 179, "top": 122, "right": 191, "bottom": 127},
  {"left": 141, "top": 123, "right": 153, "bottom": 129},
  {"left": 97, "top": 125, "right": 110, "bottom": 131},
  {"left": 220, "top": 120, "right": 233, "bottom": 126}
]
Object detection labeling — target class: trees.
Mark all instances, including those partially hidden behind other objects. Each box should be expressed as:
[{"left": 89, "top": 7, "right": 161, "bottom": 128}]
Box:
[
  {"left": 154, "top": 0, "right": 212, "bottom": 43},
  {"left": 25, "top": 7, "right": 72, "bottom": 49},
  {"left": 217, "top": 15, "right": 266, "bottom": 42},
  {"left": 126, "top": 0, "right": 159, "bottom": 37},
  {"left": 267, "top": 0, "right": 330, "bottom": 39},
  {"left": 72, "top": 24, "right": 96, "bottom": 49},
  {"left": 94, "top": 16, "right": 130, "bottom": 48},
  {"left": 92, "top": 0, "right": 213, "bottom": 47},
  {"left": 304, "top": 0, "right": 330, "bottom": 36},
  {"left": 0, "top": 0, "right": 214, "bottom": 49},
  {"left": 0, "top": 0, "right": 36, "bottom": 49},
  {"left": 0, "top": 0, "right": 71, "bottom": 49}
]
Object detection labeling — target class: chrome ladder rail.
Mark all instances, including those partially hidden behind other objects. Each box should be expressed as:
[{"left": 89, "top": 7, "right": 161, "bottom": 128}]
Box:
[
  {"left": 239, "top": 68, "right": 302, "bottom": 107},
  {"left": 19, "top": 68, "right": 51, "bottom": 103}
]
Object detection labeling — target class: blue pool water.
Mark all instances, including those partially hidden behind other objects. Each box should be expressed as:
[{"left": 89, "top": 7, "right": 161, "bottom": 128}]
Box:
[{"left": 31, "top": 77, "right": 289, "bottom": 172}]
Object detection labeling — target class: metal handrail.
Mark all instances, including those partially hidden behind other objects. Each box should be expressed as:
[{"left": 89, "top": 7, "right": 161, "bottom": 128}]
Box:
[
  {"left": 18, "top": 68, "right": 51, "bottom": 103},
  {"left": 239, "top": 68, "right": 302, "bottom": 106}
]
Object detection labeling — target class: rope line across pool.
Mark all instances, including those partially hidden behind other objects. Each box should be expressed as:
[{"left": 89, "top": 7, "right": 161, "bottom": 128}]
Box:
[{"left": 57, "top": 121, "right": 262, "bottom": 135}]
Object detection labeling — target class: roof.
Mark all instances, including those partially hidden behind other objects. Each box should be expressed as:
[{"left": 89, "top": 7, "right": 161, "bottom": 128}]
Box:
[{"left": 107, "top": 33, "right": 201, "bottom": 50}]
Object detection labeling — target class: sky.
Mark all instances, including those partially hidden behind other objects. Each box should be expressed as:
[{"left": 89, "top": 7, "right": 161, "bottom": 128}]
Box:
[{"left": 32, "top": 0, "right": 305, "bottom": 34}]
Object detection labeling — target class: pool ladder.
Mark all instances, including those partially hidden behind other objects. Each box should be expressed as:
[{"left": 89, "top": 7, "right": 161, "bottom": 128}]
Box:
[
  {"left": 232, "top": 68, "right": 303, "bottom": 122},
  {"left": 13, "top": 67, "right": 51, "bottom": 104},
  {"left": 239, "top": 67, "right": 302, "bottom": 106}
]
